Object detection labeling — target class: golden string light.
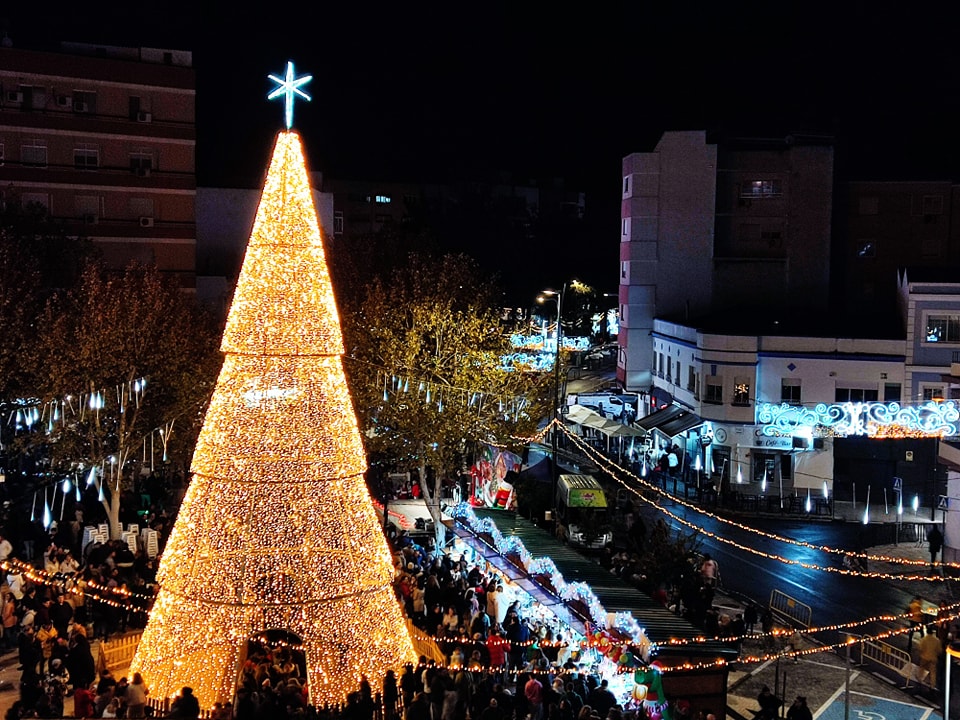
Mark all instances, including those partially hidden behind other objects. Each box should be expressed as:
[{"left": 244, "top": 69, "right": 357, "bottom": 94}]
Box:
[
  {"left": 561, "top": 425, "right": 953, "bottom": 580},
  {"left": 0, "top": 559, "right": 155, "bottom": 604},
  {"left": 130, "top": 130, "right": 416, "bottom": 710}
]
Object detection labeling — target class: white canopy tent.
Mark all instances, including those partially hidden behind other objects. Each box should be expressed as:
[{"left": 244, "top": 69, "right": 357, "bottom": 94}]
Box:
[{"left": 562, "top": 404, "right": 646, "bottom": 456}]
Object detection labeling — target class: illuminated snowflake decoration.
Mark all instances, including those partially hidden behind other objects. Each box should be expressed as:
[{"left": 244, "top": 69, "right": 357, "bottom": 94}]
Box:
[{"left": 268, "top": 61, "right": 312, "bottom": 129}]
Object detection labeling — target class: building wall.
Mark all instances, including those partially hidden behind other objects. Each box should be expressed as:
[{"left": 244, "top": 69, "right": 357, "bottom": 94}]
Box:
[
  {"left": 0, "top": 44, "right": 196, "bottom": 285},
  {"left": 617, "top": 131, "right": 717, "bottom": 391},
  {"left": 713, "top": 141, "right": 833, "bottom": 309},
  {"left": 844, "top": 181, "right": 960, "bottom": 314},
  {"left": 899, "top": 273, "right": 960, "bottom": 402},
  {"left": 650, "top": 318, "right": 909, "bottom": 494}
]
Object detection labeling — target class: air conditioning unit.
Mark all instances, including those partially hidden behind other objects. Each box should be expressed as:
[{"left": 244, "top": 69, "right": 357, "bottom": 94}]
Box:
[
  {"left": 139, "top": 216, "right": 155, "bottom": 228},
  {"left": 72, "top": 101, "right": 89, "bottom": 113},
  {"left": 5, "top": 91, "right": 23, "bottom": 104},
  {"left": 56, "top": 95, "right": 72, "bottom": 108},
  {"left": 82, "top": 214, "right": 98, "bottom": 225},
  {"left": 136, "top": 111, "right": 152, "bottom": 123}
]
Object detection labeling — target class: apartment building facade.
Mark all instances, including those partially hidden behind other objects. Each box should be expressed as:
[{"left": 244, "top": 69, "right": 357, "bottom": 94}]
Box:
[
  {"left": 0, "top": 43, "right": 196, "bottom": 285},
  {"left": 617, "top": 131, "right": 834, "bottom": 392}
]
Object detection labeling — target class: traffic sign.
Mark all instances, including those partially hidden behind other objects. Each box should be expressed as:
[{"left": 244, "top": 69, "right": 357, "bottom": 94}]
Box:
[
  {"left": 938, "top": 495, "right": 949, "bottom": 510},
  {"left": 892, "top": 477, "right": 902, "bottom": 490}
]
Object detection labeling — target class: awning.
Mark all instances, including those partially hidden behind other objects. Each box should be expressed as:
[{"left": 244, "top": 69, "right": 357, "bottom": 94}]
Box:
[
  {"left": 565, "top": 404, "right": 646, "bottom": 437},
  {"left": 636, "top": 404, "right": 703, "bottom": 438}
]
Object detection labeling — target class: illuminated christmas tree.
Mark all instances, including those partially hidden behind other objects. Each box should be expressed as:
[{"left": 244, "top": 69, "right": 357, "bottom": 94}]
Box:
[{"left": 132, "top": 65, "right": 416, "bottom": 707}]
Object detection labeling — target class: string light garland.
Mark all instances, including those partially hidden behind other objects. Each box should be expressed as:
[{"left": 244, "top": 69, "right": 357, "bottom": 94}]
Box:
[
  {"left": 131, "top": 129, "right": 416, "bottom": 709},
  {"left": 561, "top": 427, "right": 952, "bottom": 582}
]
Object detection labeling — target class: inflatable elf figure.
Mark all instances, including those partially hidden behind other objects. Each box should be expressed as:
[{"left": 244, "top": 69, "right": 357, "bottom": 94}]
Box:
[{"left": 632, "top": 665, "right": 671, "bottom": 720}]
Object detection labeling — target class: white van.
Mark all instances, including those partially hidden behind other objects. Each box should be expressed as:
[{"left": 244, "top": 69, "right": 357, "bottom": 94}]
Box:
[{"left": 569, "top": 393, "right": 638, "bottom": 421}]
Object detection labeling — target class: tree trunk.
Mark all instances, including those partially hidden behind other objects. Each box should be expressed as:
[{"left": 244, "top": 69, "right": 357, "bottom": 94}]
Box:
[{"left": 417, "top": 453, "right": 445, "bottom": 555}]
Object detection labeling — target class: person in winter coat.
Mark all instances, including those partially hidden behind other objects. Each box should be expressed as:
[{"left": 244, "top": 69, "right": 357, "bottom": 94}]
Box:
[{"left": 126, "top": 671, "right": 150, "bottom": 718}]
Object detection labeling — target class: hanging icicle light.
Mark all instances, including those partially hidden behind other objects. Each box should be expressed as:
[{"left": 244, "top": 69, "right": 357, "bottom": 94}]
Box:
[
  {"left": 42, "top": 493, "right": 52, "bottom": 530},
  {"left": 97, "top": 481, "right": 105, "bottom": 502},
  {"left": 24, "top": 409, "right": 33, "bottom": 428},
  {"left": 86, "top": 467, "right": 96, "bottom": 486},
  {"left": 912, "top": 494, "right": 920, "bottom": 513},
  {"left": 402, "top": 378, "right": 409, "bottom": 393},
  {"left": 761, "top": 469, "right": 768, "bottom": 493},
  {"left": 736, "top": 464, "right": 743, "bottom": 484},
  {"left": 425, "top": 386, "right": 431, "bottom": 404},
  {"left": 75, "top": 485, "right": 81, "bottom": 502},
  {"left": 805, "top": 490, "right": 812, "bottom": 513},
  {"left": 62, "top": 477, "right": 72, "bottom": 493},
  {"left": 30, "top": 493, "right": 37, "bottom": 522},
  {"left": 862, "top": 506, "right": 870, "bottom": 525}
]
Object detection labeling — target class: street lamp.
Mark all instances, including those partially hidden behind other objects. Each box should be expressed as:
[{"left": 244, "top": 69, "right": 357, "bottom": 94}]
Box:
[{"left": 538, "top": 284, "right": 567, "bottom": 521}]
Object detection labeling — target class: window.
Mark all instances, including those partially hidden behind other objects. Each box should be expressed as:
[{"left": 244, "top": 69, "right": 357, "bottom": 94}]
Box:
[
  {"left": 72, "top": 90, "right": 96, "bottom": 114},
  {"left": 621, "top": 261, "right": 628, "bottom": 280},
  {"left": 130, "top": 151, "right": 154, "bottom": 176},
  {"left": 921, "top": 195, "right": 944, "bottom": 215},
  {"left": 623, "top": 175, "right": 630, "bottom": 196},
  {"left": 704, "top": 378, "right": 723, "bottom": 404},
  {"left": 925, "top": 314, "right": 960, "bottom": 343},
  {"left": 20, "top": 192, "right": 49, "bottom": 211},
  {"left": 375, "top": 195, "right": 391, "bottom": 204},
  {"left": 621, "top": 217, "right": 630, "bottom": 238},
  {"left": 675, "top": 360, "right": 681, "bottom": 384},
  {"left": 740, "top": 179, "right": 782, "bottom": 198},
  {"left": 21, "top": 141, "right": 47, "bottom": 167},
  {"left": 858, "top": 196, "right": 879, "bottom": 215},
  {"left": 687, "top": 366, "right": 696, "bottom": 392},
  {"left": 733, "top": 378, "right": 750, "bottom": 406},
  {"left": 74, "top": 145, "right": 99, "bottom": 170},
  {"left": 922, "top": 385, "right": 945, "bottom": 402},
  {"left": 781, "top": 379, "right": 801, "bottom": 405},
  {"left": 333, "top": 210, "right": 343, "bottom": 235},
  {"left": 884, "top": 383, "right": 901, "bottom": 402},
  {"left": 128, "top": 197, "right": 155, "bottom": 219},
  {"left": 753, "top": 455, "right": 777, "bottom": 484},
  {"left": 835, "top": 388, "right": 879, "bottom": 402},
  {"left": 75, "top": 195, "right": 101, "bottom": 221},
  {"left": 856, "top": 240, "right": 877, "bottom": 258}
]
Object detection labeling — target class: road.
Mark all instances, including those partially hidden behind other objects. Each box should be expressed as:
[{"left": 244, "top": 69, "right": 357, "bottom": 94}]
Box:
[{"left": 635, "top": 498, "right": 945, "bottom": 644}]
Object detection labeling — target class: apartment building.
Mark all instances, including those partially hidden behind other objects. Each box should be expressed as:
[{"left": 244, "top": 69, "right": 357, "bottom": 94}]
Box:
[
  {"left": 0, "top": 42, "right": 196, "bottom": 285},
  {"left": 617, "top": 131, "right": 834, "bottom": 391}
]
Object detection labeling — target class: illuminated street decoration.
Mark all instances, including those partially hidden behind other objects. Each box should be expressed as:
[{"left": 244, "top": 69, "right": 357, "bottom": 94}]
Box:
[
  {"left": 509, "top": 333, "right": 592, "bottom": 351},
  {"left": 131, "top": 130, "right": 415, "bottom": 708},
  {"left": 756, "top": 401, "right": 959, "bottom": 438},
  {"left": 267, "top": 61, "right": 312, "bottom": 129}
]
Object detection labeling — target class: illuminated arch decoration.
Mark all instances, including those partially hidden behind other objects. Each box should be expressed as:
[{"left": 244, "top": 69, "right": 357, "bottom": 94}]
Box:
[
  {"left": 131, "top": 129, "right": 415, "bottom": 709},
  {"left": 756, "top": 401, "right": 960, "bottom": 439}
]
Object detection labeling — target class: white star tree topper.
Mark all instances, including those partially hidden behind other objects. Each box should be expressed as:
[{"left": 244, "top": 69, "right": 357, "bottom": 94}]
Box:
[{"left": 268, "top": 60, "right": 312, "bottom": 129}]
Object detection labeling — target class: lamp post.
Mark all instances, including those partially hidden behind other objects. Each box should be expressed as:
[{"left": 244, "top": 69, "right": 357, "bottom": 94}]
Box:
[{"left": 539, "top": 285, "right": 567, "bottom": 521}]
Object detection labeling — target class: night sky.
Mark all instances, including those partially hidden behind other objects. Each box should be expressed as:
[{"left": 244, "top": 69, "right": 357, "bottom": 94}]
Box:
[{"left": 5, "top": 2, "right": 960, "bottom": 296}]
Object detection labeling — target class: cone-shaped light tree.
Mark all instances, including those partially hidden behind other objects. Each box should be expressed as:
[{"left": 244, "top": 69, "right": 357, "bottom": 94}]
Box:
[{"left": 131, "top": 128, "right": 416, "bottom": 707}]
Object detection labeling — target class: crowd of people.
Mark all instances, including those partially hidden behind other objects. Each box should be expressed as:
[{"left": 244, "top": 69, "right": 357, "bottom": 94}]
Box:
[{"left": 0, "top": 472, "right": 729, "bottom": 720}]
